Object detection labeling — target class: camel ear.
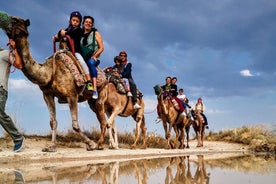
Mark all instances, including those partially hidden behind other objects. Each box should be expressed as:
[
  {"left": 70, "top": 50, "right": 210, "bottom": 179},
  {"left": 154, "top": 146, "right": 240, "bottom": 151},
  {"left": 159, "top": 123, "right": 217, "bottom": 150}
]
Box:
[{"left": 25, "top": 19, "right": 30, "bottom": 27}]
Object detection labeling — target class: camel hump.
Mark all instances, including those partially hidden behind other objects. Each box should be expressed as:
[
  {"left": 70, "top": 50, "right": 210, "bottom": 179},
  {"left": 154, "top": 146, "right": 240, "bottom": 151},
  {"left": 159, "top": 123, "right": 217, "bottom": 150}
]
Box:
[{"left": 55, "top": 51, "right": 86, "bottom": 87}]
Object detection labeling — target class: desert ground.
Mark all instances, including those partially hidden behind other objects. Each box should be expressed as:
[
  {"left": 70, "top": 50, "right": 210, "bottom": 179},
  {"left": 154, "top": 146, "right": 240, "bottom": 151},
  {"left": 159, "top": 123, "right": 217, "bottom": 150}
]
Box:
[
  {"left": 0, "top": 137, "right": 251, "bottom": 183},
  {"left": 0, "top": 136, "right": 248, "bottom": 165}
]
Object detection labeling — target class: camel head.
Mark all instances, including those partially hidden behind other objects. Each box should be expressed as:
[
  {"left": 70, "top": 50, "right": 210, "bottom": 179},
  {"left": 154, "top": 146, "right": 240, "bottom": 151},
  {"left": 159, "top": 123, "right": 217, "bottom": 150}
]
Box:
[{"left": 0, "top": 11, "right": 30, "bottom": 40}]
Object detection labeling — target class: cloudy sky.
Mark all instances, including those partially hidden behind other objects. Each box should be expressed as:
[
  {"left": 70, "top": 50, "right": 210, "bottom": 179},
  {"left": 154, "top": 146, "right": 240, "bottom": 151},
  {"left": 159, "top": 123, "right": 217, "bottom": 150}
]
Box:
[{"left": 0, "top": 0, "right": 275, "bottom": 137}]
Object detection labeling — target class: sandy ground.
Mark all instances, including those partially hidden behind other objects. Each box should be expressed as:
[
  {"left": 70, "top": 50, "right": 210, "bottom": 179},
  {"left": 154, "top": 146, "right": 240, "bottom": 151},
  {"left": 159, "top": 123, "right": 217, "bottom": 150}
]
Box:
[
  {"left": 0, "top": 137, "right": 250, "bottom": 183},
  {"left": 0, "top": 137, "right": 249, "bottom": 165}
]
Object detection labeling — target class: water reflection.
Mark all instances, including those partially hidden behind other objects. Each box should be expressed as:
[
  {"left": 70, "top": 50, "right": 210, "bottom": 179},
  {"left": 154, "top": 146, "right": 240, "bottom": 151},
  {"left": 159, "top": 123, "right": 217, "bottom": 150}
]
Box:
[{"left": 1, "top": 154, "right": 275, "bottom": 183}]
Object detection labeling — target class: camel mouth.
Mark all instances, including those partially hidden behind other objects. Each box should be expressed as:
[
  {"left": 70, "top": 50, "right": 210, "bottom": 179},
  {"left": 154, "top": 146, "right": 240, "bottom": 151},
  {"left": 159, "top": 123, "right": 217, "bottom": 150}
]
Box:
[{"left": 0, "top": 11, "right": 30, "bottom": 39}]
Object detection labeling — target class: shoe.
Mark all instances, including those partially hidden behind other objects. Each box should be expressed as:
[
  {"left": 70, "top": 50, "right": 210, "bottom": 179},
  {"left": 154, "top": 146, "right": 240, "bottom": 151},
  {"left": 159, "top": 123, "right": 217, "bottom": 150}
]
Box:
[
  {"left": 86, "top": 82, "right": 94, "bottom": 91},
  {"left": 14, "top": 170, "right": 25, "bottom": 183},
  {"left": 181, "top": 111, "right": 187, "bottom": 116},
  {"left": 155, "top": 117, "right": 161, "bottom": 124},
  {"left": 92, "top": 91, "right": 98, "bottom": 99},
  {"left": 133, "top": 103, "right": 141, "bottom": 109},
  {"left": 14, "top": 137, "right": 24, "bottom": 152},
  {"left": 127, "top": 92, "right": 133, "bottom": 97}
]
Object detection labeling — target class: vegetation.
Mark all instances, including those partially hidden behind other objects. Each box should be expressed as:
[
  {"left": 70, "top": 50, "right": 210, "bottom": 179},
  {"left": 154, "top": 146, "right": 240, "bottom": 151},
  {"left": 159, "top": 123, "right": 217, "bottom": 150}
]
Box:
[
  {"left": 205, "top": 125, "right": 276, "bottom": 154},
  {"left": 2, "top": 125, "right": 275, "bottom": 154}
]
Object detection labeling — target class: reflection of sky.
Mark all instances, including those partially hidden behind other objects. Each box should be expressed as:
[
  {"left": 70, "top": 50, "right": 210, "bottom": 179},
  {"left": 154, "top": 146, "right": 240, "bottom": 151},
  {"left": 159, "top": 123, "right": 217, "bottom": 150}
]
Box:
[{"left": 0, "top": 0, "right": 276, "bottom": 136}]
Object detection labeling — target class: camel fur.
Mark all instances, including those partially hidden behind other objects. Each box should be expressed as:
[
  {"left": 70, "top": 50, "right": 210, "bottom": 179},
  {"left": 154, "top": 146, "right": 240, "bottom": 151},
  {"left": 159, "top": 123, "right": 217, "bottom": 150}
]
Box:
[
  {"left": 88, "top": 76, "right": 147, "bottom": 150},
  {"left": 1, "top": 15, "right": 96, "bottom": 152},
  {"left": 154, "top": 85, "right": 192, "bottom": 149}
]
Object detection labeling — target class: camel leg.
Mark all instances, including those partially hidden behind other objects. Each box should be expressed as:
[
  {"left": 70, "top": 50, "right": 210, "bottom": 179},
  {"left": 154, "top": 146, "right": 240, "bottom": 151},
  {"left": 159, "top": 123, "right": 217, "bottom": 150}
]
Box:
[
  {"left": 185, "top": 124, "right": 190, "bottom": 148},
  {"left": 131, "top": 118, "right": 142, "bottom": 149},
  {"left": 178, "top": 124, "right": 185, "bottom": 149},
  {"left": 108, "top": 120, "right": 119, "bottom": 149},
  {"left": 140, "top": 116, "right": 147, "bottom": 149},
  {"left": 42, "top": 94, "right": 58, "bottom": 152},
  {"left": 95, "top": 110, "right": 108, "bottom": 150},
  {"left": 67, "top": 97, "right": 96, "bottom": 151},
  {"left": 162, "top": 121, "right": 171, "bottom": 149}
]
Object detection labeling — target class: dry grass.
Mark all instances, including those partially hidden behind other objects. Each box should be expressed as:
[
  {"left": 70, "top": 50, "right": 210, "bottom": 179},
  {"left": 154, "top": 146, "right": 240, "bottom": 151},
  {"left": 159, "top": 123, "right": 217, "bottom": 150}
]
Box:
[
  {"left": 205, "top": 125, "right": 276, "bottom": 154},
  {"left": 4, "top": 125, "right": 275, "bottom": 154}
]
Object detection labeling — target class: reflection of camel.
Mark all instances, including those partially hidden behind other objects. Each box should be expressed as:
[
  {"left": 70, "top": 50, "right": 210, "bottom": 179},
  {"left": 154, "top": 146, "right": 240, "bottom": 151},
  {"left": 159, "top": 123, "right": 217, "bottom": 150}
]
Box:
[
  {"left": 165, "top": 156, "right": 210, "bottom": 184},
  {"left": 193, "top": 155, "right": 210, "bottom": 184},
  {"left": 165, "top": 156, "right": 193, "bottom": 184},
  {"left": 1, "top": 14, "right": 96, "bottom": 151},
  {"left": 192, "top": 110, "right": 206, "bottom": 147},
  {"left": 132, "top": 160, "right": 148, "bottom": 184},
  {"left": 88, "top": 74, "right": 147, "bottom": 149},
  {"left": 154, "top": 85, "right": 192, "bottom": 149}
]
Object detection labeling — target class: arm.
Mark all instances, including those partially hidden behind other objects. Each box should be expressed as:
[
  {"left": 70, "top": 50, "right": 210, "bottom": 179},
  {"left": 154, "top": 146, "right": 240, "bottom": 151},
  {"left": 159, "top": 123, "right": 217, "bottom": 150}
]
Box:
[
  {"left": 121, "top": 63, "right": 132, "bottom": 79},
  {"left": 92, "top": 31, "right": 104, "bottom": 60},
  {"left": 12, "top": 49, "right": 23, "bottom": 69}
]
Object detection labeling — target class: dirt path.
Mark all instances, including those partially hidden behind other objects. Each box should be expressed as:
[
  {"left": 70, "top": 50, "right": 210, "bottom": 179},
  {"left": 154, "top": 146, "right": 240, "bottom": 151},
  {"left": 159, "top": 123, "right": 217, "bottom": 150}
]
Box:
[{"left": 0, "top": 137, "right": 248, "bottom": 165}]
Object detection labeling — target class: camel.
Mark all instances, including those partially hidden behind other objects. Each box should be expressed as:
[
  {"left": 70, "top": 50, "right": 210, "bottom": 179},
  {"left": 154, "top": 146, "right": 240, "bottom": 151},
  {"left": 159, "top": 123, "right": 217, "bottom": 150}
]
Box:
[
  {"left": 191, "top": 109, "right": 206, "bottom": 147},
  {"left": 0, "top": 13, "right": 96, "bottom": 152},
  {"left": 154, "top": 85, "right": 192, "bottom": 149},
  {"left": 88, "top": 73, "right": 147, "bottom": 149}
]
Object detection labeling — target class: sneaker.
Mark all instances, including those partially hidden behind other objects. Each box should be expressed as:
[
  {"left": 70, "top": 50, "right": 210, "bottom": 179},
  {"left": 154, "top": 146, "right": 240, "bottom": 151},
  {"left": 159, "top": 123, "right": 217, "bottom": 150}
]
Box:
[
  {"left": 155, "top": 117, "right": 162, "bottom": 124},
  {"left": 14, "top": 137, "right": 24, "bottom": 152},
  {"left": 181, "top": 111, "right": 187, "bottom": 116},
  {"left": 86, "top": 82, "right": 94, "bottom": 91},
  {"left": 14, "top": 170, "right": 25, "bottom": 183},
  {"left": 92, "top": 91, "right": 98, "bottom": 99},
  {"left": 127, "top": 91, "right": 133, "bottom": 97},
  {"left": 133, "top": 103, "right": 141, "bottom": 109}
]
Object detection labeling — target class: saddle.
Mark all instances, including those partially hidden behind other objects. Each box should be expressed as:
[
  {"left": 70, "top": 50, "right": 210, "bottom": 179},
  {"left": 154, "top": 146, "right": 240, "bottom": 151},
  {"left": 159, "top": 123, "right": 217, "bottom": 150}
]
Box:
[
  {"left": 104, "top": 67, "right": 143, "bottom": 98},
  {"left": 53, "top": 36, "right": 93, "bottom": 103}
]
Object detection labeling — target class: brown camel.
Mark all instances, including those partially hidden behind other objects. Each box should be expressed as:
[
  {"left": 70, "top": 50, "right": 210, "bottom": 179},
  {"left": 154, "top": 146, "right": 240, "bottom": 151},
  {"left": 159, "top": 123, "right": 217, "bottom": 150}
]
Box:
[
  {"left": 191, "top": 109, "right": 206, "bottom": 147},
  {"left": 1, "top": 14, "right": 96, "bottom": 152},
  {"left": 154, "top": 85, "right": 192, "bottom": 149},
  {"left": 88, "top": 74, "right": 147, "bottom": 149}
]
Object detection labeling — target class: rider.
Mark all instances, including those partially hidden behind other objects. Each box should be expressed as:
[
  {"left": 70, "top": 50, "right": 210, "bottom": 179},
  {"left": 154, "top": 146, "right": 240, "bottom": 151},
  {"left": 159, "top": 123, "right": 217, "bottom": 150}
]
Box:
[
  {"left": 170, "top": 77, "right": 186, "bottom": 116},
  {"left": 119, "top": 51, "right": 141, "bottom": 109},
  {"left": 194, "top": 97, "right": 209, "bottom": 129},
  {"left": 53, "top": 11, "right": 93, "bottom": 90},
  {"left": 113, "top": 55, "right": 132, "bottom": 97}
]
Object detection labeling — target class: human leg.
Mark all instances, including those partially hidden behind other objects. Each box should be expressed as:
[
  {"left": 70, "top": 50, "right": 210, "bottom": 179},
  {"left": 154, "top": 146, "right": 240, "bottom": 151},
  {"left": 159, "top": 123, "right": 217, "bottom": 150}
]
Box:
[
  {"left": 129, "top": 79, "right": 141, "bottom": 109},
  {"left": 86, "top": 58, "right": 100, "bottom": 98},
  {"left": 75, "top": 53, "right": 93, "bottom": 90},
  {"left": 122, "top": 78, "right": 132, "bottom": 96},
  {"left": 0, "top": 88, "right": 24, "bottom": 150}
]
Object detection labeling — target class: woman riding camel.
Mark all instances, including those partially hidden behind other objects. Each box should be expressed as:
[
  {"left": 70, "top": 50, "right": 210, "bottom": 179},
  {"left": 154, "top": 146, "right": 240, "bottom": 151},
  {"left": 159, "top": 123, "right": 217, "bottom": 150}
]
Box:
[{"left": 80, "top": 16, "right": 104, "bottom": 99}]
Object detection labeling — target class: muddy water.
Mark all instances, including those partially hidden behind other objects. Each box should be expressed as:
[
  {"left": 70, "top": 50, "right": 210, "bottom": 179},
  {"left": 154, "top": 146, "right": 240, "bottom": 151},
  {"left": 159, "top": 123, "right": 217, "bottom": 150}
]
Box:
[{"left": 1, "top": 154, "right": 275, "bottom": 184}]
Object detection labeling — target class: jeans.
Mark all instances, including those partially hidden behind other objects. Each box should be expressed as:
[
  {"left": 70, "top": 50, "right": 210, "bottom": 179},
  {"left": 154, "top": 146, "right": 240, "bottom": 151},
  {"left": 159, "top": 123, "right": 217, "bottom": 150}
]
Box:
[
  {"left": 86, "top": 58, "right": 100, "bottom": 78},
  {"left": 0, "top": 87, "right": 23, "bottom": 144}
]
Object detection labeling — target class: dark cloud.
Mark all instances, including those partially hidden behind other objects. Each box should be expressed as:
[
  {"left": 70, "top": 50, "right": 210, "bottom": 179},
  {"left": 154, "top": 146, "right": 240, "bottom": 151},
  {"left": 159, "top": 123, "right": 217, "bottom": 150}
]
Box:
[{"left": 1, "top": 0, "right": 275, "bottom": 99}]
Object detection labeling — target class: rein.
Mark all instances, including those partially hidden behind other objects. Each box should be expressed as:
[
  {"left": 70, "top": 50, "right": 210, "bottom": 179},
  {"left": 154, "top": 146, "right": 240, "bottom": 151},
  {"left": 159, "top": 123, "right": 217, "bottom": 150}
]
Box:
[{"left": 6, "top": 42, "right": 16, "bottom": 73}]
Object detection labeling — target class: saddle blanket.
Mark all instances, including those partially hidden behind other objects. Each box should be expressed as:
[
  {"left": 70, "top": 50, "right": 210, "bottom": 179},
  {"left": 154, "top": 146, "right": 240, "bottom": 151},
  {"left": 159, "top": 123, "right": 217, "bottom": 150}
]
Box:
[{"left": 59, "top": 53, "right": 85, "bottom": 87}]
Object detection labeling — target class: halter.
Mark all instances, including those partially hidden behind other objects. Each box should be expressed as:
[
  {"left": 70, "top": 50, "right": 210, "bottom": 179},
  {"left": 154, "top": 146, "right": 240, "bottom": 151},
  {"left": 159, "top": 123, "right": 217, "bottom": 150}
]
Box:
[{"left": 6, "top": 42, "right": 16, "bottom": 73}]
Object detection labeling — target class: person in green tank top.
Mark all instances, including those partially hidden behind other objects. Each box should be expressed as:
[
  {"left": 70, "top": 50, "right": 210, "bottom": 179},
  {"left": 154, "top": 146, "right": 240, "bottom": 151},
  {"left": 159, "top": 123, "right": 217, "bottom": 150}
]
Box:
[{"left": 80, "top": 16, "right": 104, "bottom": 99}]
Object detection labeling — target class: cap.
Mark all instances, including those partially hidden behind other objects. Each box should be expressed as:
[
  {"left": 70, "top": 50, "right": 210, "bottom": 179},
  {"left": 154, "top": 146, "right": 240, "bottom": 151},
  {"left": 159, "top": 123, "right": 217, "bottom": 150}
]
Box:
[{"left": 70, "top": 11, "right": 82, "bottom": 22}]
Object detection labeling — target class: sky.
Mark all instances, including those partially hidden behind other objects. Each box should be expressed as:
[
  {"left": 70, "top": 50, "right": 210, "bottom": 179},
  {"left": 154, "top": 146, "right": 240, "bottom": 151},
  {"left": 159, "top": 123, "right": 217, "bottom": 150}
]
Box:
[{"left": 0, "top": 0, "right": 275, "bottom": 137}]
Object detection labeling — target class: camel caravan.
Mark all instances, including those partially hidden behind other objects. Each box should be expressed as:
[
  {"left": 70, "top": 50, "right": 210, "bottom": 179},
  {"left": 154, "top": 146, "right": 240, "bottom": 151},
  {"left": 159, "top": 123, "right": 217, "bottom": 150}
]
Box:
[{"left": 0, "top": 11, "right": 206, "bottom": 152}]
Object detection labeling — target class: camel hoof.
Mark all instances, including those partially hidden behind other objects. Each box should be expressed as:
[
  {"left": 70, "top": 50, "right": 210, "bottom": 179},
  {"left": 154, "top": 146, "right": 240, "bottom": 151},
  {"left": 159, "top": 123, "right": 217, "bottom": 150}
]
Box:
[
  {"left": 97, "top": 145, "right": 104, "bottom": 150},
  {"left": 131, "top": 145, "right": 137, "bottom": 149},
  {"left": 86, "top": 141, "right": 96, "bottom": 151},
  {"left": 141, "top": 144, "right": 147, "bottom": 149},
  {"left": 72, "top": 122, "right": 80, "bottom": 132},
  {"left": 42, "top": 147, "right": 56, "bottom": 152}
]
